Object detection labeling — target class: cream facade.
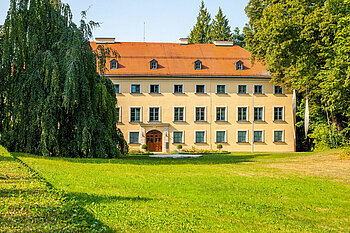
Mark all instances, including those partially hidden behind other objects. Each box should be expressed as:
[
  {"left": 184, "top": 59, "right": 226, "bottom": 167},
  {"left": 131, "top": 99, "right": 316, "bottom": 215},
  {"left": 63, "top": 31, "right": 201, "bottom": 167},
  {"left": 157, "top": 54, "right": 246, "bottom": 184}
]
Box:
[{"left": 112, "top": 77, "right": 295, "bottom": 153}]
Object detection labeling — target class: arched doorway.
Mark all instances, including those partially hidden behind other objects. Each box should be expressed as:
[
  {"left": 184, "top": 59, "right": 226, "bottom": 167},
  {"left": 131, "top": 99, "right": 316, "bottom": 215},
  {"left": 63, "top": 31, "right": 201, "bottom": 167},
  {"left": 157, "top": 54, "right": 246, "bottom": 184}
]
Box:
[{"left": 146, "top": 130, "right": 162, "bottom": 152}]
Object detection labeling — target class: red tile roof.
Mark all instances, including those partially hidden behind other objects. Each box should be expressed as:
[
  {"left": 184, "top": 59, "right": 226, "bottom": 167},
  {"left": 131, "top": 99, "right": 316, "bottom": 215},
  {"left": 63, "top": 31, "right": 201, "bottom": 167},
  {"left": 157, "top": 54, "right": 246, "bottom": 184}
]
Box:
[{"left": 90, "top": 42, "right": 270, "bottom": 77}]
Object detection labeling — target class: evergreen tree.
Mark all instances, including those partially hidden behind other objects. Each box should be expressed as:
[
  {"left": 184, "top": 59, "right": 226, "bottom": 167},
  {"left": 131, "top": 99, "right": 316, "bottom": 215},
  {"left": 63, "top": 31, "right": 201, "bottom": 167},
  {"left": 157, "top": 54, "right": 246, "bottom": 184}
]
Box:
[
  {"left": 0, "top": 0, "right": 128, "bottom": 157},
  {"left": 189, "top": 1, "right": 211, "bottom": 43},
  {"left": 232, "top": 27, "right": 246, "bottom": 47},
  {"left": 210, "top": 8, "right": 232, "bottom": 42}
]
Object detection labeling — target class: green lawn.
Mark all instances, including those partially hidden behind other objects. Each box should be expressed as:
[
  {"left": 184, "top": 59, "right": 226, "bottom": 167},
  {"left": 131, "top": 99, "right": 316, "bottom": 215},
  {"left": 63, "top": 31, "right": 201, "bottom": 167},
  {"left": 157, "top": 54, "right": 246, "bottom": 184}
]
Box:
[
  {"left": 14, "top": 151, "right": 350, "bottom": 232},
  {"left": 0, "top": 146, "right": 111, "bottom": 232}
]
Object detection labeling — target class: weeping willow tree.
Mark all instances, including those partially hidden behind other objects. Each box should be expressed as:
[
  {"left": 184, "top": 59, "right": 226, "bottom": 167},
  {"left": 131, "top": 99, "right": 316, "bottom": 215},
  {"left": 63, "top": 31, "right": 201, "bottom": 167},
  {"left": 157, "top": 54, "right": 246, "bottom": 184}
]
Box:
[{"left": 0, "top": 0, "right": 128, "bottom": 157}]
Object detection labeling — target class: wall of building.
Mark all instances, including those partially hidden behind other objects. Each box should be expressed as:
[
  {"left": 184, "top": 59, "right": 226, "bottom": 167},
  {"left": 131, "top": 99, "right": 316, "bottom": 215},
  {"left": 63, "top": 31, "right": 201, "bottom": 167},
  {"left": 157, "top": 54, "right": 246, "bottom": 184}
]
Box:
[{"left": 112, "top": 76, "right": 295, "bottom": 153}]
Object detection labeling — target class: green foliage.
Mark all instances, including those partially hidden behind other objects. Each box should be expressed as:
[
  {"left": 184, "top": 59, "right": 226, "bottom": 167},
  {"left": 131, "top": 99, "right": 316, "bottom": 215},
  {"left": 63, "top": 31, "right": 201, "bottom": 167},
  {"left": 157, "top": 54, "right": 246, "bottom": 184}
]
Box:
[
  {"left": 210, "top": 8, "right": 232, "bottom": 41},
  {"left": 189, "top": 1, "right": 212, "bottom": 43},
  {"left": 217, "top": 144, "right": 223, "bottom": 150},
  {"left": 245, "top": 0, "right": 350, "bottom": 149},
  {"left": 176, "top": 144, "right": 183, "bottom": 150},
  {"left": 18, "top": 152, "right": 350, "bottom": 232},
  {"left": 232, "top": 27, "right": 246, "bottom": 47},
  {"left": 0, "top": 0, "right": 127, "bottom": 158},
  {"left": 141, "top": 144, "right": 148, "bottom": 150}
]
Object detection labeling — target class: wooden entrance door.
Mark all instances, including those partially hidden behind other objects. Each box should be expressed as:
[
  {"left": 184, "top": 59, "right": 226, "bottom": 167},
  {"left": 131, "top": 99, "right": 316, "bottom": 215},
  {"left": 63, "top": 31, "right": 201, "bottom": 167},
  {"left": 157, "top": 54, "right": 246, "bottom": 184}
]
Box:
[{"left": 146, "top": 130, "right": 162, "bottom": 152}]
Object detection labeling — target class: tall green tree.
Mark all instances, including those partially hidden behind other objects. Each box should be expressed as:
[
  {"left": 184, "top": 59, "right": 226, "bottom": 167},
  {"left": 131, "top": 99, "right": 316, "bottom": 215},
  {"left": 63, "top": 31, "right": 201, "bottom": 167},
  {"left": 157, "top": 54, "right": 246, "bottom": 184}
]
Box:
[
  {"left": 0, "top": 0, "right": 128, "bottom": 157},
  {"left": 245, "top": 0, "right": 350, "bottom": 148},
  {"left": 189, "top": 1, "right": 211, "bottom": 43},
  {"left": 210, "top": 7, "right": 232, "bottom": 41},
  {"left": 232, "top": 27, "right": 246, "bottom": 47}
]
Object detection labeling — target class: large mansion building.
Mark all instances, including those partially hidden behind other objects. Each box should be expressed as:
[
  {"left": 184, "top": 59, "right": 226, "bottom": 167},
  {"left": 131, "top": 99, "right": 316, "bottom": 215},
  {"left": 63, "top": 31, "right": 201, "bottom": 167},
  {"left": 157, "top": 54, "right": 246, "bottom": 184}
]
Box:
[{"left": 90, "top": 38, "right": 296, "bottom": 153}]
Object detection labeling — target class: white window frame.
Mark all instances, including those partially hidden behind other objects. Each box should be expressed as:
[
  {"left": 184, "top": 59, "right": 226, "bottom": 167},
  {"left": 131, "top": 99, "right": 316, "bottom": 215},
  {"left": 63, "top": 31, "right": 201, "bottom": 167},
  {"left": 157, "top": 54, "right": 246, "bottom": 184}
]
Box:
[
  {"left": 113, "top": 83, "right": 120, "bottom": 94},
  {"left": 215, "top": 106, "right": 227, "bottom": 122},
  {"left": 173, "top": 84, "right": 184, "bottom": 94},
  {"left": 254, "top": 84, "right": 264, "bottom": 94},
  {"left": 254, "top": 106, "right": 265, "bottom": 122},
  {"left": 273, "top": 106, "right": 285, "bottom": 121},
  {"left": 273, "top": 130, "right": 285, "bottom": 142},
  {"left": 237, "top": 106, "right": 249, "bottom": 122},
  {"left": 149, "top": 83, "right": 160, "bottom": 94},
  {"left": 194, "top": 106, "right": 207, "bottom": 122},
  {"left": 128, "top": 131, "right": 140, "bottom": 144},
  {"left": 130, "top": 83, "right": 141, "bottom": 93},
  {"left": 195, "top": 84, "right": 206, "bottom": 94},
  {"left": 129, "top": 106, "right": 142, "bottom": 122},
  {"left": 237, "top": 84, "right": 248, "bottom": 94},
  {"left": 173, "top": 106, "right": 186, "bottom": 122},
  {"left": 110, "top": 60, "right": 118, "bottom": 70},
  {"left": 215, "top": 130, "right": 227, "bottom": 143},
  {"left": 274, "top": 85, "right": 284, "bottom": 94},
  {"left": 173, "top": 130, "right": 184, "bottom": 144},
  {"left": 216, "top": 84, "right": 226, "bottom": 94},
  {"left": 254, "top": 130, "right": 264, "bottom": 143},
  {"left": 236, "top": 130, "right": 249, "bottom": 143},
  {"left": 148, "top": 106, "right": 161, "bottom": 122},
  {"left": 116, "top": 106, "right": 122, "bottom": 123},
  {"left": 194, "top": 130, "right": 206, "bottom": 143}
]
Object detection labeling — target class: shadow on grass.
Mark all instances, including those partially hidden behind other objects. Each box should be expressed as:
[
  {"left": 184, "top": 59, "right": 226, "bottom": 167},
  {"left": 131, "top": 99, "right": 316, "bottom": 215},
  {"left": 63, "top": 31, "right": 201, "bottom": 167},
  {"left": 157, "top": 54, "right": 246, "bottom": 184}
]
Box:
[
  {"left": 16, "top": 153, "right": 273, "bottom": 165},
  {"left": 68, "top": 192, "right": 156, "bottom": 204}
]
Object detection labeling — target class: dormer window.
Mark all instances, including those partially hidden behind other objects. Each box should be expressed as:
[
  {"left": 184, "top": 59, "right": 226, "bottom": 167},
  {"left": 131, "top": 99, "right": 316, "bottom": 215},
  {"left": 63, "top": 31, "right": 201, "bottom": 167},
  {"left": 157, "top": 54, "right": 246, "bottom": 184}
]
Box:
[
  {"left": 110, "top": 59, "right": 118, "bottom": 70},
  {"left": 150, "top": 59, "right": 158, "bottom": 70},
  {"left": 194, "top": 60, "right": 202, "bottom": 70},
  {"left": 235, "top": 60, "right": 244, "bottom": 71}
]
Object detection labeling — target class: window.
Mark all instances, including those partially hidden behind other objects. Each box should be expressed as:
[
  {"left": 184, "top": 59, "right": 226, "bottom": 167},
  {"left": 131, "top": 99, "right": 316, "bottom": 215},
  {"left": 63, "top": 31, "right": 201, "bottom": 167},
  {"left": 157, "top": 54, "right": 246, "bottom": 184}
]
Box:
[
  {"left": 216, "top": 107, "right": 226, "bottom": 121},
  {"left": 238, "top": 107, "right": 248, "bottom": 121},
  {"left": 150, "top": 59, "right": 158, "bottom": 70},
  {"left": 130, "top": 107, "right": 141, "bottom": 122},
  {"left": 195, "top": 107, "right": 206, "bottom": 121},
  {"left": 194, "top": 60, "right": 202, "bottom": 70},
  {"left": 254, "top": 85, "right": 263, "bottom": 94},
  {"left": 217, "top": 85, "right": 226, "bottom": 94},
  {"left": 238, "top": 85, "right": 247, "bottom": 94},
  {"left": 149, "top": 107, "right": 160, "bottom": 122},
  {"left": 195, "top": 131, "right": 205, "bottom": 143},
  {"left": 216, "top": 131, "right": 226, "bottom": 143},
  {"left": 196, "top": 84, "right": 205, "bottom": 93},
  {"left": 173, "top": 131, "right": 183, "bottom": 143},
  {"left": 114, "top": 84, "right": 120, "bottom": 94},
  {"left": 274, "top": 107, "right": 284, "bottom": 121},
  {"left": 237, "top": 131, "right": 248, "bottom": 143},
  {"left": 174, "top": 107, "right": 185, "bottom": 121},
  {"left": 274, "top": 130, "right": 284, "bottom": 142},
  {"left": 174, "top": 84, "right": 183, "bottom": 93},
  {"left": 274, "top": 85, "right": 283, "bottom": 94},
  {"left": 131, "top": 84, "right": 141, "bottom": 93},
  {"left": 254, "top": 107, "right": 264, "bottom": 121},
  {"left": 129, "top": 132, "right": 139, "bottom": 144},
  {"left": 110, "top": 59, "right": 118, "bottom": 70},
  {"left": 150, "top": 84, "right": 159, "bottom": 93},
  {"left": 235, "top": 60, "right": 244, "bottom": 70},
  {"left": 254, "top": 131, "right": 263, "bottom": 142},
  {"left": 116, "top": 107, "right": 121, "bottom": 122}
]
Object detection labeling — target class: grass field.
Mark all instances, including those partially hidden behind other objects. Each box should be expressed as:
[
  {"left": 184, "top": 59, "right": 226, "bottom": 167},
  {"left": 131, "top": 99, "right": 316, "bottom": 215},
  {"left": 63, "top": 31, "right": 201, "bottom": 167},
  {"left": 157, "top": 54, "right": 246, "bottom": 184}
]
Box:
[
  {"left": 14, "top": 151, "right": 350, "bottom": 232},
  {"left": 0, "top": 146, "right": 111, "bottom": 232}
]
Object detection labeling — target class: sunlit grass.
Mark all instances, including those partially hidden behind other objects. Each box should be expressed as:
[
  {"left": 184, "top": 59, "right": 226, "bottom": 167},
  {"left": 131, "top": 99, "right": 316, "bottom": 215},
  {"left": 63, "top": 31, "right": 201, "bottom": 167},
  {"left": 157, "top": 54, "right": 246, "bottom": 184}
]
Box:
[{"left": 17, "top": 151, "right": 350, "bottom": 232}]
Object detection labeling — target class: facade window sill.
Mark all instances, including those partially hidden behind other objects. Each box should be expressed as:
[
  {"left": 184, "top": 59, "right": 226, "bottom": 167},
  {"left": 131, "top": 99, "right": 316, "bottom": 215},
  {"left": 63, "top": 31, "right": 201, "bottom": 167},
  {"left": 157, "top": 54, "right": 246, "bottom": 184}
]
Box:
[{"left": 129, "top": 143, "right": 141, "bottom": 145}]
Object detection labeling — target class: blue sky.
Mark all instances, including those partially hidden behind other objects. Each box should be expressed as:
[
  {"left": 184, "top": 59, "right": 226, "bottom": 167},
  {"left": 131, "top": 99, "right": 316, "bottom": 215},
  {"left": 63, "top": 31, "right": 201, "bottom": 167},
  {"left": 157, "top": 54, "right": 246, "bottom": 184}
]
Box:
[{"left": 0, "top": 0, "right": 249, "bottom": 43}]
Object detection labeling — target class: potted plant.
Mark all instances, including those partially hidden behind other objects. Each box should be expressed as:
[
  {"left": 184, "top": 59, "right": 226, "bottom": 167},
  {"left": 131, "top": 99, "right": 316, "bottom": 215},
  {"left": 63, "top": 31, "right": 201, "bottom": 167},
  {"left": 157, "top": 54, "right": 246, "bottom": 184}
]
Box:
[
  {"left": 217, "top": 144, "right": 223, "bottom": 152},
  {"left": 141, "top": 144, "right": 148, "bottom": 153},
  {"left": 177, "top": 144, "right": 183, "bottom": 152}
]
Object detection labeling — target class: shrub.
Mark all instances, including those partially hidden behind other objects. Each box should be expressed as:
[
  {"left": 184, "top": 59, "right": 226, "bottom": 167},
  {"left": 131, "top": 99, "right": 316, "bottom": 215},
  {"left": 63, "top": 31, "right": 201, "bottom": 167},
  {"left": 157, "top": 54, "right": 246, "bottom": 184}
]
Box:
[
  {"left": 177, "top": 144, "right": 183, "bottom": 150},
  {"left": 217, "top": 144, "right": 223, "bottom": 151},
  {"left": 141, "top": 144, "right": 148, "bottom": 150}
]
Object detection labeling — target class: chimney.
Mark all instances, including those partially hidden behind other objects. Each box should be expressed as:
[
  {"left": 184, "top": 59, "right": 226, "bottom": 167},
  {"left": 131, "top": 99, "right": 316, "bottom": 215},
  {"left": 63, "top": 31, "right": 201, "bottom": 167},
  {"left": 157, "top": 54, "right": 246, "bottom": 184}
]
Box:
[
  {"left": 95, "top": 37, "right": 116, "bottom": 44},
  {"left": 179, "top": 38, "right": 189, "bottom": 45},
  {"left": 213, "top": 41, "right": 234, "bottom": 47}
]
